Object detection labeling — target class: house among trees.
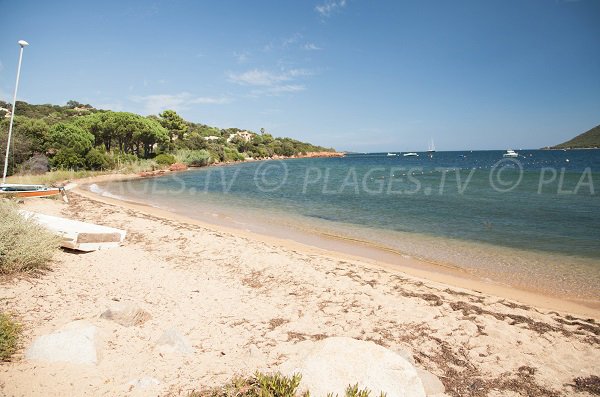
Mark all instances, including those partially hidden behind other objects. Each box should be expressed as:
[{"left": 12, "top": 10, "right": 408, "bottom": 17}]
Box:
[{"left": 227, "top": 130, "right": 254, "bottom": 143}]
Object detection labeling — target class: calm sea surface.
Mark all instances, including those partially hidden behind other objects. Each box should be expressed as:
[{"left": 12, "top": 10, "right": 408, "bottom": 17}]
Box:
[{"left": 95, "top": 150, "right": 600, "bottom": 303}]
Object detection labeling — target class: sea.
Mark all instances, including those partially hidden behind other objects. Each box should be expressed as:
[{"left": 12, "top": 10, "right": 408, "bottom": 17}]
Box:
[{"left": 92, "top": 149, "right": 600, "bottom": 305}]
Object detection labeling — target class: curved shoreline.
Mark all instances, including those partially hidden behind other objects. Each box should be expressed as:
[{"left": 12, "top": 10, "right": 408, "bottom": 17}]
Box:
[{"left": 70, "top": 172, "right": 599, "bottom": 319}]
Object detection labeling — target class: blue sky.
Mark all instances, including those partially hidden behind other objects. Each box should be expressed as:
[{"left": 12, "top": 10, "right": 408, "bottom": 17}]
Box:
[{"left": 1, "top": 0, "right": 599, "bottom": 151}]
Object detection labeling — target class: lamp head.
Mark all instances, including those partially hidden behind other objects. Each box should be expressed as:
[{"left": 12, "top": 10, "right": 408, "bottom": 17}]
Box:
[{"left": 18, "top": 40, "right": 29, "bottom": 47}]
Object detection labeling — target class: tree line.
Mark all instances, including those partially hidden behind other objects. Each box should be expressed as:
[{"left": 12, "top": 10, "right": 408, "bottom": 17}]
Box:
[{"left": 0, "top": 100, "right": 334, "bottom": 175}]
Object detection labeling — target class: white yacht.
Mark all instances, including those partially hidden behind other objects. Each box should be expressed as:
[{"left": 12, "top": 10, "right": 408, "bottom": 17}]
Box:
[
  {"left": 502, "top": 149, "right": 519, "bottom": 158},
  {"left": 403, "top": 152, "right": 419, "bottom": 157}
]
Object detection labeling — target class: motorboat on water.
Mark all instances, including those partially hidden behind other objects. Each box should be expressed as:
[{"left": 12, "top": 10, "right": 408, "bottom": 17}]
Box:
[
  {"left": 403, "top": 152, "right": 419, "bottom": 157},
  {"left": 386, "top": 152, "right": 397, "bottom": 156},
  {"left": 502, "top": 149, "right": 519, "bottom": 158}
]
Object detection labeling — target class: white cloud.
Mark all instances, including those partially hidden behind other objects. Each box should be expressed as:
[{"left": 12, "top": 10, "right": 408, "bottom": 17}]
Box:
[
  {"left": 303, "top": 43, "right": 322, "bottom": 51},
  {"left": 229, "top": 68, "right": 314, "bottom": 97},
  {"left": 228, "top": 69, "right": 311, "bottom": 86},
  {"left": 315, "top": 0, "right": 347, "bottom": 17},
  {"left": 265, "top": 84, "right": 306, "bottom": 94},
  {"left": 129, "top": 92, "right": 231, "bottom": 115},
  {"left": 229, "top": 68, "right": 313, "bottom": 97}
]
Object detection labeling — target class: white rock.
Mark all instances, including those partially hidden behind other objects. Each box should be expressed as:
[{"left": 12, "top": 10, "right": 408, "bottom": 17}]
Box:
[
  {"left": 156, "top": 328, "right": 195, "bottom": 355},
  {"left": 416, "top": 369, "right": 446, "bottom": 396},
  {"left": 26, "top": 321, "right": 99, "bottom": 365},
  {"left": 279, "top": 337, "right": 426, "bottom": 397},
  {"left": 128, "top": 376, "right": 161, "bottom": 389}
]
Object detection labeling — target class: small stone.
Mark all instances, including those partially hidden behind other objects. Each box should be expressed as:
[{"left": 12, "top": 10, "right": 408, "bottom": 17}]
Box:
[{"left": 100, "top": 304, "right": 151, "bottom": 327}]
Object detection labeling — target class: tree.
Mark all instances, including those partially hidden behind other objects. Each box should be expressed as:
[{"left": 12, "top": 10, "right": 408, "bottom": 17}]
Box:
[
  {"left": 133, "top": 117, "right": 169, "bottom": 157},
  {"left": 66, "top": 100, "right": 83, "bottom": 109},
  {"left": 46, "top": 123, "right": 94, "bottom": 156},
  {"left": 159, "top": 110, "right": 188, "bottom": 142},
  {"left": 13, "top": 117, "right": 49, "bottom": 153},
  {"left": 51, "top": 148, "right": 86, "bottom": 169}
]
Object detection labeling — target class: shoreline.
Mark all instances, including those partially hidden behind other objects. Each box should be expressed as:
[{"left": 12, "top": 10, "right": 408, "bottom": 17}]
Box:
[{"left": 73, "top": 172, "right": 599, "bottom": 319}]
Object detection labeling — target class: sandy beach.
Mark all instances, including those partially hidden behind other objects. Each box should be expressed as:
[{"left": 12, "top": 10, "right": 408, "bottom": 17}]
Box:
[{"left": 1, "top": 177, "right": 599, "bottom": 396}]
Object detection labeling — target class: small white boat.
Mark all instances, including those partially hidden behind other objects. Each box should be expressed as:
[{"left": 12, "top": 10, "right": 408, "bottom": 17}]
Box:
[
  {"left": 387, "top": 152, "right": 397, "bottom": 156},
  {"left": 502, "top": 149, "right": 519, "bottom": 158},
  {"left": 403, "top": 152, "right": 419, "bottom": 157}
]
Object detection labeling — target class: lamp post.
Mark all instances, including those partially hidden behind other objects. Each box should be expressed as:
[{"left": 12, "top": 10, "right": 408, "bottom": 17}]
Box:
[{"left": 2, "top": 40, "right": 29, "bottom": 185}]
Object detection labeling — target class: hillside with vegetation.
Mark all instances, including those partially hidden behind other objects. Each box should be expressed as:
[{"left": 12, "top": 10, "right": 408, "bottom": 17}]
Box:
[
  {"left": 550, "top": 124, "right": 600, "bottom": 149},
  {"left": 0, "top": 100, "right": 337, "bottom": 176}
]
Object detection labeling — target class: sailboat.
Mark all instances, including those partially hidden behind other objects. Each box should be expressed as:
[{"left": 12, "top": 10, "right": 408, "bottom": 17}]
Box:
[
  {"left": 0, "top": 183, "right": 66, "bottom": 199},
  {"left": 427, "top": 138, "right": 436, "bottom": 153},
  {"left": 0, "top": 40, "right": 66, "bottom": 201}
]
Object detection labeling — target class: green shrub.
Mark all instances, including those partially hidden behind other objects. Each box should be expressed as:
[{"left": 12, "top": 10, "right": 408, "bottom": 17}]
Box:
[
  {"left": 110, "top": 151, "right": 138, "bottom": 165},
  {"left": 154, "top": 153, "right": 176, "bottom": 166},
  {"left": 189, "top": 372, "right": 388, "bottom": 397},
  {"left": 175, "top": 149, "right": 211, "bottom": 167},
  {"left": 191, "top": 372, "right": 302, "bottom": 397},
  {"left": 50, "top": 147, "right": 86, "bottom": 170},
  {"left": 223, "top": 147, "right": 245, "bottom": 162},
  {"left": 85, "top": 148, "right": 112, "bottom": 170},
  {"left": 0, "top": 201, "right": 60, "bottom": 274},
  {"left": 0, "top": 313, "right": 21, "bottom": 361}
]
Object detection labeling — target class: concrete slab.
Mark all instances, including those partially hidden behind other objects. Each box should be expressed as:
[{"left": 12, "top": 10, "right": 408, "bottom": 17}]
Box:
[{"left": 20, "top": 210, "right": 126, "bottom": 251}]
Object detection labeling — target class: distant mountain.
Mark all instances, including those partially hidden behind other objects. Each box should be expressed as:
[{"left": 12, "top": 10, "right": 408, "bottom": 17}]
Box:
[{"left": 549, "top": 124, "right": 600, "bottom": 149}]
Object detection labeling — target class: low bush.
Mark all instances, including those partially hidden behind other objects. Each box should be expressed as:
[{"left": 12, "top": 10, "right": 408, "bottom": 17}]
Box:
[
  {"left": 51, "top": 147, "right": 86, "bottom": 170},
  {"left": 175, "top": 149, "right": 212, "bottom": 167},
  {"left": 0, "top": 200, "right": 60, "bottom": 274},
  {"left": 192, "top": 372, "right": 303, "bottom": 397},
  {"left": 85, "top": 148, "right": 113, "bottom": 170},
  {"left": 154, "top": 153, "right": 177, "bottom": 166},
  {"left": 189, "top": 372, "right": 386, "bottom": 397},
  {"left": 0, "top": 313, "right": 21, "bottom": 361}
]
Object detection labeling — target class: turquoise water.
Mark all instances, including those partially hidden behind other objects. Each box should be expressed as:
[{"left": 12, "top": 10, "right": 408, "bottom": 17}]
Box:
[{"left": 95, "top": 150, "right": 600, "bottom": 302}]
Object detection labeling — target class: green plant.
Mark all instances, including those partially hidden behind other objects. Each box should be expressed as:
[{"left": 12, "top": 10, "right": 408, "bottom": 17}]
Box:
[
  {"left": 0, "top": 313, "right": 21, "bottom": 361},
  {"left": 0, "top": 200, "right": 60, "bottom": 274},
  {"left": 175, "top": 149, "right": 212, "bottom": 167},
  {"left": 190, "top": 372, "right": 303, "bottom": 397},
  {"left": 154, "top": 153, "right": 177, "bottom": 166},
  {"left": 85, "top": 148, "right": 112, "bottom": 170},
  {"left": 51, "top": 147, "right": 86, "bottom": 170}
]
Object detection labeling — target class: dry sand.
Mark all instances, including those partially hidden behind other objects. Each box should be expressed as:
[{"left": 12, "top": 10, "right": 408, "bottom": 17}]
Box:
[{"left": 1, "top": 183, "right": 599, "bottom": 396}]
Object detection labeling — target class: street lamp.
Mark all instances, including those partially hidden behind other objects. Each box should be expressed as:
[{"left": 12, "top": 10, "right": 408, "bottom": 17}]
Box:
[{"left": 2, "top": 40, "right": 29, "bottom": 185}]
